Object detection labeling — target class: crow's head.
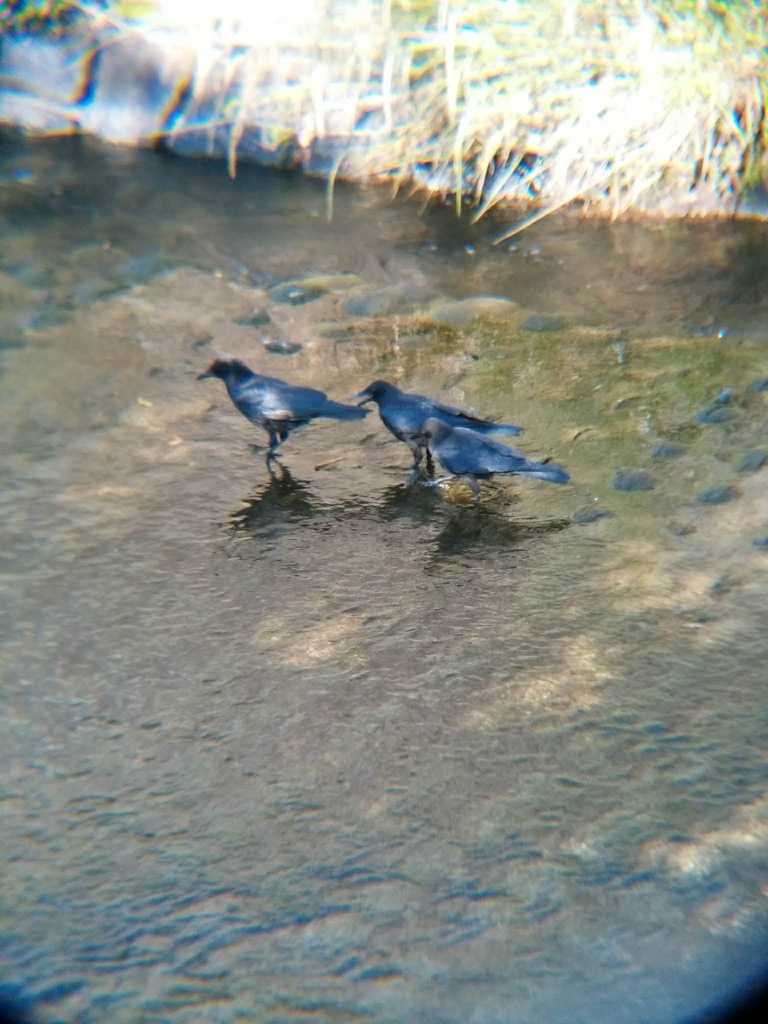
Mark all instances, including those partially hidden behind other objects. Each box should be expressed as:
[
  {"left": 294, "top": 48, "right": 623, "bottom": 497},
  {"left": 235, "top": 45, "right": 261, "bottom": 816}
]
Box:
[
  {"left": 197, "top": 358, "right": 253, "bottom": 383},
  {"left": 355, "top": 380, "right": 398, "bottom": 406}
]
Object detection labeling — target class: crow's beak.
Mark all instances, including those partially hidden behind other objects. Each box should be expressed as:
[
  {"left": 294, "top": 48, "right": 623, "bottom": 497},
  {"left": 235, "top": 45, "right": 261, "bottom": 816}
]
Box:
[
  {"left": 197, "top": 371, "right": 214, "bottom": 380},
  {"left": 354, "top": 390, "right": 372, "bottom": 406}
]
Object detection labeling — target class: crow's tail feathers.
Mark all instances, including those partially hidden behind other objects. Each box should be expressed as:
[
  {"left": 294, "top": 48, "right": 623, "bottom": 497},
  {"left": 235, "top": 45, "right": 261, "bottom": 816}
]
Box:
[
  {"left": 526, "top": 461, "right": 570, "bottom": 484},
  {"left": 321, "top": 400, "right": 369, "bottom": 421},
  {"left": 487, "top": 421, "right": 524, "bottom": 438}
]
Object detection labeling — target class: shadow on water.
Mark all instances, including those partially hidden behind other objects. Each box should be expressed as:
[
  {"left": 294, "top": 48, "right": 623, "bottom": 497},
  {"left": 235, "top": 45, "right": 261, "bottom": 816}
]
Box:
[{"left": 228, "top": 464, "right": 318, "bottom": 533}]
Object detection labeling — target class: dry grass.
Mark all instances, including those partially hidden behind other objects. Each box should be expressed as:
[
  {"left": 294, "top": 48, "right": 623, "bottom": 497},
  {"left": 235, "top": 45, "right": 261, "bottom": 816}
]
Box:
[{"left": 8, "top": 1, "right": 768, "bottom": 225}]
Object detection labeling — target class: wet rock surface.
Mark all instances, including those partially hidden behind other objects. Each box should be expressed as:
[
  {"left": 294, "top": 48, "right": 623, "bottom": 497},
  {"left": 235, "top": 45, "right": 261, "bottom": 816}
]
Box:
[
  {"left": 612, "top": 469, "right": 656, "bottom": 492},
  {"left": 696, "top": 485, "right": 739, "bottom": 505}
]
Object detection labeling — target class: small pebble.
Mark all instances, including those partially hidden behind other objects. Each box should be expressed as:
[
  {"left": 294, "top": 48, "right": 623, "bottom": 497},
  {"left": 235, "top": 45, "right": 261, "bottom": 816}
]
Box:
[
  {"left": 696, "top": 485, "right": 737, "bottom": 505},
  {"left": 464, "top": 244, "right": 476, "bottom": 255},
  {"left": 737, "top": 450, "right": 767, "bottom": 474},
  {"left": 613, "top": 469, "right": 655, "bottom": 492},
  {"left": 263, "top": 339, "right": 302, "bottom": 355},
  {"left": 747, "top": 378, "right": 768, "bottom": 393},
  {"left": 572, "top": 506, "right": 616, "bottom": 524},
  {"left": 521, "top": 313, "right": 567, "bottom": 333},
  {"left": 752, "top": 536, "right": 768, "bottom": 549},
  {"left": 651, "top": 442, "right": 685, "bottom": 460}
]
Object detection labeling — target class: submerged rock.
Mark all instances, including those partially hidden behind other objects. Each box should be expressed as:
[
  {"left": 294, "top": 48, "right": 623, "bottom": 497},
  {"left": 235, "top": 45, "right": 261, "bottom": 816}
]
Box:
[
  {"left": 521, "top": 313, "right": 568, "bottom": 333},
  {"left": 427, "top": 295, "right": 519, "bottom": 328},
  {"left": 69, "top": 278, "right": 123, "bottom": 307},
  {"left": 737, "top": 451, "right": 767, "bottom": 474},
  {"left": 695, "top": 387, "right": 735, "bottom": 425},
  {"left": 752, "top": 536, "right": 768, "bottom": 550},
  {"left": 0, "top": 337, "right": 26, "bottom": 362},
  {"left": 572, "top": 505, "right": 616, "bottom": 524},
  {"left": 343, "top": 284, "right": 432, "bottom": 318},
  {"left": 269, "top": 281, "right": 326, "bottom": 305},
  {"left": 263, "top": 338, "right": 302, "bottom": 355},
  {"left": 115, "top": 251, "right": 170, "bottom": 285},
  {"left": 651, "top": 442, "right": 685, "bottom": 460},
  {"left": 696, "top": 485, "right": 738, "bottom": 505},
  {"left": 695, "top": 405, "right": 734, "bottom": 425},
  {"left": 234, "top": 309, "right": 271, "bottom": 327},
  {"left": 298, "top": 273, "right": 362, "bottom": 291},
  {"left": 612, "top": 469, "right": 655, "bottom": 492},
  {"left": 747, "top": 378, "right": 768, "bottom": 393}
]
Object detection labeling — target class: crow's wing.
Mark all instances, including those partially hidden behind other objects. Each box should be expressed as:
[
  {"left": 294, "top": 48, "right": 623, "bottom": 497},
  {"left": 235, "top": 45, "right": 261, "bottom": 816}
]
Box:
[
  {"left": 428, "top": 395, "right": 484, "bottom": 421},
  {"left": 436, "top": 427, "right": 531, "bottom": 475},
  {"left": 379, "top": 393, "right": 430, "bottom": 436},
  {"left": 452, "top": 427, "right": 527, "bottom": 459},
  {"left": 257, "top": 383, "right": 319, "bottom": 421}
]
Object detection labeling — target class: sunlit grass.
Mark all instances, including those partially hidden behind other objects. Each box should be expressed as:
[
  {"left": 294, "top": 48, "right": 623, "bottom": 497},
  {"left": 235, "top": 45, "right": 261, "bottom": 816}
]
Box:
[{"left": 5, "top": 1, "right": 767, "bottom": 227}]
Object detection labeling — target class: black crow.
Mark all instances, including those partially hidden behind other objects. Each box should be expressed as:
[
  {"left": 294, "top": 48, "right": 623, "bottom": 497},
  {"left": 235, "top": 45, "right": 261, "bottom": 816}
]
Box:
[
  {"left": 198, "top": 358, "right": 367, "bottom": 461},
  {"left": 422, "top": 417, "right": 570, "bottom": 496},
  {"left": 355, "top": 380, "right": 523, "bottom": 477}
]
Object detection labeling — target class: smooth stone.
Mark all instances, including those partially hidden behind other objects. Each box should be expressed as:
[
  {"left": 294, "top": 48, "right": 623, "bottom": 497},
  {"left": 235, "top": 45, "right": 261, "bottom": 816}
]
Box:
[
  {"left": 521, "top": 313, "right": 568, "bottom": 333},
  {"left": 263, "top": 339, "right": 302, "bottom": 355},
  {"left": 572, "top": 505, "right": 616, "bottom": 524},
  {"left": 651, "top": 442, "right": 685, "bottom": 459},
  {"left": 696, "top": 485, "right": 738, "bottom": 505},
  {"left": 612, "top": 469, "right": 655, "bottom": 492},
  {"left": 737, "top": 450, "right": 767, "bottom": 474},
  {"left": 269, "top": 282, "right": 326, "bottom": 305},
  {"left": 234, "top": 309, "right": 271, "bottom": 327},
  {"left": 427, "top": 295, "right": 519, "bottom": 328},
  {"left": 747, "top": 378, "right": 768, "bottom": 393}
]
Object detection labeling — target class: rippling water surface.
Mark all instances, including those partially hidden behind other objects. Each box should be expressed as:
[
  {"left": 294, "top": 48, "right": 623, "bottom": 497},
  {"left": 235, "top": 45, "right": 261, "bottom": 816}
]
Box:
[{"left": 2, "top": 133, "right": 768, "bottom": 1024}]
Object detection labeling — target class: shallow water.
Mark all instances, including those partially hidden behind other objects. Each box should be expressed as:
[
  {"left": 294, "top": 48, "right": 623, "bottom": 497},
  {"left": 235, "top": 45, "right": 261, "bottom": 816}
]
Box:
[{"left": 2, "top": 132, "right": 768, "bottom": 1024}]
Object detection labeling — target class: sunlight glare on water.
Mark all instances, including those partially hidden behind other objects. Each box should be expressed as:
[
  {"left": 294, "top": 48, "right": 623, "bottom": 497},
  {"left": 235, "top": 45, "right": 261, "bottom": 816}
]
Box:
[{"left": 2, "top": 133, "right": 768, "bottom": 1024}]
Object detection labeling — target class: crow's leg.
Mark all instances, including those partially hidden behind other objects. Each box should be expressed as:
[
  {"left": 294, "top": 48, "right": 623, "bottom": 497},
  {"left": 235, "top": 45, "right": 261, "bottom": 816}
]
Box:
[
  {"left": 422, "top": 475, "right": 455, "bottom": 489},
  {"left": 264, "top": 425, "right": 283, "bottom": 464},
  {"left": 408, "top": 441, "right": 434, "bottom": 480},
  {"left": 463, "top": 476, "right": 481, "bottom": 499}
]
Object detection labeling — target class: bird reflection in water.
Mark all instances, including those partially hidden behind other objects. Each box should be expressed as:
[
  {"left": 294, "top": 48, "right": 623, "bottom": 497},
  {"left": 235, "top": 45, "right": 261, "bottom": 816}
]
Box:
[
  {"left": 228, "top": 464, "right": 317, "bottom": 535},
  {"left": 432, "top": 503, "right": 571, "bottom": 558},
  {"left": 377, "top": 480, "right": 570, "bottom": 557}
]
